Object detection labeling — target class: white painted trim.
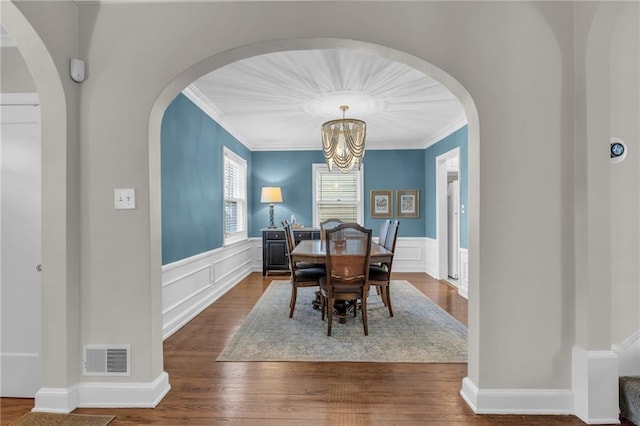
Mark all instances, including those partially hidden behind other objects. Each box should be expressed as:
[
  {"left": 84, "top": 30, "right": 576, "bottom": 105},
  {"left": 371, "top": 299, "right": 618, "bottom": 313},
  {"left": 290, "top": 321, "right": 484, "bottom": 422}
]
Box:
[
  {"left": 77, "top": 371, "right": 170, "bottom": 408},
  {"left": 182, "top": 86, "right": 252, "bottom": 149},
  {"left": 161, "top": 240, "right": 254, "bottom": 339},
  {"left": 460, "top": 377, "right": 574, "bottom": 415},
  {"left": 613, "top": 329, "right": 640, "bottom": 376},
  {"left": 422, "top": 116, "right": 467, "bottom": 149},
  {"left": 33, "top": 372, "right": 170, "bottom": 412},
  {"left": 614, "top": 328, "right": 640, "bottom": 352},
  {"left": 33, "top": 385, "right": 79, "bottom": 414},
  {"left": 458, "top": 248, "right": 468, "bottom": 299},
  {"left": 572, "top": 346, "right": 620, "bottom": 424},
  {"left": 436, "top": 148, "right": 461, "bottom": 280},
  {"left": 424, "top": 237, "right": 438, "bottom": 277}
]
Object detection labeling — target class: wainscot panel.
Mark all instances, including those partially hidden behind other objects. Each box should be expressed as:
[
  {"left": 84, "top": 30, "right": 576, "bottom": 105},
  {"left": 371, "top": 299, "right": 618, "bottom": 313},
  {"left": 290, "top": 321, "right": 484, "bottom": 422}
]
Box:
[{"left": 161, "top": 240, "right": 254, "bottom": 339}]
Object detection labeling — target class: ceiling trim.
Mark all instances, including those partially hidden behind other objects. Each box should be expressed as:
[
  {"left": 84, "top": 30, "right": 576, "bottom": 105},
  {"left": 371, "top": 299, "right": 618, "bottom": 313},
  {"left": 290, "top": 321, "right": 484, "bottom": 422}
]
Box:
[
  {"left": 422, "top": 116, "right": 468, "bottom": 149},
  {"left": 181, "top": 85, "right": 253, "bottom": 150}
]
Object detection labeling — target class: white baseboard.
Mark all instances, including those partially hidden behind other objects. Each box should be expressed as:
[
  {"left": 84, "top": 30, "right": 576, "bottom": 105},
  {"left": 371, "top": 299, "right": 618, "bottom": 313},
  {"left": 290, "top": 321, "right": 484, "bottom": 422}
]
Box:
[
  {"left": 33, "top": 385, "right": 80, "bottom": 414},
  {"left": 460, "top": 377, "right": 574, "bottom": 415},
  {"left": 33, "top": 372, "right": 170, "bottom": 412},
  {"left": 78, "top": 371, "right": 170, "bottom": 408},
  {"left": 613, "top": 329, "right": 640, "bottom": 376},
  {"left": 572, "top": 347, "right": 619, "bottom": 424}
]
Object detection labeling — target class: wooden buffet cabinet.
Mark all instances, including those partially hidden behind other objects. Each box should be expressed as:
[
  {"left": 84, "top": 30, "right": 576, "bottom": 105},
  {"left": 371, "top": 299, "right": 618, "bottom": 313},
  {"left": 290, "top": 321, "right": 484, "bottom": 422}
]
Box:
[{"left": 262, "top": 227, "right": 321, "bottom": 275}]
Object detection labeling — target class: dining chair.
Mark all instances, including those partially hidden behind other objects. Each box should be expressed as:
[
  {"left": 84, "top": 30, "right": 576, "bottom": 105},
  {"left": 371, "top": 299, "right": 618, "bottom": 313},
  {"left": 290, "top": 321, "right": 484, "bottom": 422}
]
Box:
[
  {"left": 319, "top": 218, "right": 343, "bottom": 241},
  {"left": 378, "top": 219, "right": 391, "bottom": 248},
  {"left": 281, "top": 220, "right": 323, "bottom": 271},
  {"left": 319, "top": 223, "right": 372, "bottom": 336},
  {"left": 369, "top": 220, "right": 399, "bottom": 317},
  {"left": 283, "top": 221, "right": 325, "bottom": 318}
]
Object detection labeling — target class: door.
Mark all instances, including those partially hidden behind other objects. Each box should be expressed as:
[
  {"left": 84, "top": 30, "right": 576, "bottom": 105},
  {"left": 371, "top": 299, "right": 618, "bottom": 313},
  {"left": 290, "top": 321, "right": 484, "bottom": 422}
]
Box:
[
  {"left": 0, "top": 101, "right": 42, "bottom": 397},
  {"left": 447, "top": 179, "right": 459, "bottom": 280}
]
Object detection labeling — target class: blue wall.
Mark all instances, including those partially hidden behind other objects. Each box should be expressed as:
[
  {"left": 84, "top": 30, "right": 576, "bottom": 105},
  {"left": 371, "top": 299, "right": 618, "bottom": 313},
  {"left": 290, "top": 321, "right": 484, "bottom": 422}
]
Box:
[
  {"left": 424, "top": 126, "right": 468, "bottom": 248},
  {"left": 161, "top": 94, "right": 468, "bottom": 263},
  {"left": 161, "top": 94, "right": 252, "bottom": 264},
  {"left": 250, "top": 150, "right": 426, "bottom": 238}
]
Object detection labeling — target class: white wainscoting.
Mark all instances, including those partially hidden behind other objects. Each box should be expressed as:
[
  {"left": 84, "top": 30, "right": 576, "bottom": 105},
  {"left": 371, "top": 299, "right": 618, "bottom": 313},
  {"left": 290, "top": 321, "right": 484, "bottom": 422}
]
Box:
[
  {"left": 423, "top": 237, "right": 438, "bottom": 277},
  {"left": 162, "top": 236, "right": 443, "bottom": 340},
  {"left": 162, "top": 240, "right": 254, "bottom": 339},
  {"left": 392, "top": 237, "right": 430, "bottom": 273}
]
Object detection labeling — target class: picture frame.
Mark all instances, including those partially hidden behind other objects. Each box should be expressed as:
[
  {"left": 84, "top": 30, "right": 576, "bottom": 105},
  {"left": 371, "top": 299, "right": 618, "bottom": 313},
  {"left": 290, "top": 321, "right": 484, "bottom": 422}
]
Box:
[
  {"left": 396, "top": 190, "right": 419, "bottom": 218},
  {"left": 370, "top": 190, "right": 393, "bottom": 218}
]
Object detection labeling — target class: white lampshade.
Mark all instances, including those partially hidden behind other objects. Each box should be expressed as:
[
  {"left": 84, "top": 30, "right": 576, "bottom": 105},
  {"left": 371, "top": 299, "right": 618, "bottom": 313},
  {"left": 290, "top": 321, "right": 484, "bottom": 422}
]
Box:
[{"left": 260, "top": 187, "right": 283, "bottom": 204}]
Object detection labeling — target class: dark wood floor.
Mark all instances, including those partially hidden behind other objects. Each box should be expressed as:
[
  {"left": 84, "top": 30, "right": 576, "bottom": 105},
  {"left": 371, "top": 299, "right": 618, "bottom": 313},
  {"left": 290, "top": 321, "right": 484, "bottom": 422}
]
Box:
[{"left": 2, "top": 272, "right": 592, "bottom": 424}]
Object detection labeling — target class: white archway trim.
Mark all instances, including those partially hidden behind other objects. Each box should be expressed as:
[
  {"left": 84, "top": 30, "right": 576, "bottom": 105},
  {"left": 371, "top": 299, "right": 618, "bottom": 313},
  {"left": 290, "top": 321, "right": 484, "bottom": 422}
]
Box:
[{"left": 150, "top": 36, "right": 481, "bottom": 411}]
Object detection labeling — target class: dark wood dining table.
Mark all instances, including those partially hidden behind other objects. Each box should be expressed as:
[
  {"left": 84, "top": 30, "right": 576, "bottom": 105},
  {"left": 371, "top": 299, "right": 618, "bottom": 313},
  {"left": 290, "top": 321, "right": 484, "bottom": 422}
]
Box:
[
  {"left": 290, "top": 239, "right": 393, "bottom": 265},
  {"left": 290, "top": 239, "right": 393, "bottom": 318}
]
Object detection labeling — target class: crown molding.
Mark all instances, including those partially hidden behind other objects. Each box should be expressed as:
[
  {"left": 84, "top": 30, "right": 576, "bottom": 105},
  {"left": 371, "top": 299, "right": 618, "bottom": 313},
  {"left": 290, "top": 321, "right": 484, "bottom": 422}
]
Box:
[
  {"left": 181, "top": 85, "right": 253, "bottom": 150},
  {"left": 422, "top": 116, "right": 468, "bottom": 149}
]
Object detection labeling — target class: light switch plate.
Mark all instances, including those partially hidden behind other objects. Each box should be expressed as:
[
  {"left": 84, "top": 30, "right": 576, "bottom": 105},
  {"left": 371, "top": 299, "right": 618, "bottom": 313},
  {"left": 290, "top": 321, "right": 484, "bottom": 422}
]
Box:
[{"left": 114, "top": 188, "right": 136, "bottom": 210}]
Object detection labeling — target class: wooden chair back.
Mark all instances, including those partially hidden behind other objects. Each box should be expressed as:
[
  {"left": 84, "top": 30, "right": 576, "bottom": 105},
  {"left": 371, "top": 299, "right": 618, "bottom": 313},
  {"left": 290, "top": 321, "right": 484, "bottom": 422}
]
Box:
[
  {"left": 319, "top": 218, "right": 344, "bottom": 241},
  {"left": 378, "top": 219, "right": 391, "bottom": 247},
  {"left": 325, "top": 223, "right": 372, "bottom": 291}
]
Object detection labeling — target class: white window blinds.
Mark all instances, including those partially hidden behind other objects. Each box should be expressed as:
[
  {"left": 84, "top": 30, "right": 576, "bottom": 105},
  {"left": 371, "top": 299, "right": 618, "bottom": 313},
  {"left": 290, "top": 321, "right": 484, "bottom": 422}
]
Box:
[
  {"left": 223, "top": 147, "right": 247, "bottom": 243},
  {"left": 313, "top": 164, "right": 363, "bottom": 226}
]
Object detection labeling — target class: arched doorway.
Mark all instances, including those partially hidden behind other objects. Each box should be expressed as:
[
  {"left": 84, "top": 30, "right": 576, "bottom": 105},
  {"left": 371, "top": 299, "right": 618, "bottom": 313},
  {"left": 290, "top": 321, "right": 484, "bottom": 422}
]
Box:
[
  {"left": 1, "top": 2, "right": 80, "bottom": 411},
  {"left": 148, "top": 37, "right": 481, "bottom": 392}
]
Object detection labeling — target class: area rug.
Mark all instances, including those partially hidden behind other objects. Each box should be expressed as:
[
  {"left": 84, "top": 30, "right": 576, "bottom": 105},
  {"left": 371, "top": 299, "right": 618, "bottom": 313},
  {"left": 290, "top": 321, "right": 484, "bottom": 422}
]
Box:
[
  {"left": 217, "top": 280, "right": 467, "bottom": 363},
  {"left": 12, "top": 412, "right": 115, "bottom": 425}
]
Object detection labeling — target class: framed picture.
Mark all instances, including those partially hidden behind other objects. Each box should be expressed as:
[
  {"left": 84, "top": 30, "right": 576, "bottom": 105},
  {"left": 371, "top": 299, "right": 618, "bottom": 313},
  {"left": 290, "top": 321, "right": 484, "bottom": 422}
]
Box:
[
  {"left": 397, "top": 190, "right": 419, "bottom": 218},
  {"left": 370, "top": 190, "right": 393, "bottom": 218}
]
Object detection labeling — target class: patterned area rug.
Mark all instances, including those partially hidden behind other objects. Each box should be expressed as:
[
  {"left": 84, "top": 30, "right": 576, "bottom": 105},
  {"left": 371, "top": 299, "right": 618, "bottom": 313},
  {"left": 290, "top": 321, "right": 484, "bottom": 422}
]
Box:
[
  {"left": 217, "top": 280, "right": 467, "bottom": 362},
  {"left": 12, "top": 412, "right": 115, "bottom": 425}
]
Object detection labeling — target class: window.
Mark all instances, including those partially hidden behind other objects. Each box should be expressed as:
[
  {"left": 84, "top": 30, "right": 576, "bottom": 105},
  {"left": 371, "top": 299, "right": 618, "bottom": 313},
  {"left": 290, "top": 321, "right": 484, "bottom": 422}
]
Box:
[
  {"left": 312, "top": 163, "right": 363, "bottom": 226},
  {"left": 223, "top": 147, "right": 247, "bottom": 245}
]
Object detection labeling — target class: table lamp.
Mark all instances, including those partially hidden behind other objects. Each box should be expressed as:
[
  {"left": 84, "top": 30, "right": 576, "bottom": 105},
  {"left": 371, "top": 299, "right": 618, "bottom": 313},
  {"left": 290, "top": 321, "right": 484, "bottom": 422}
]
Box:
[{"left": 260, "top": 187, "right": 283, "bottom": 228}]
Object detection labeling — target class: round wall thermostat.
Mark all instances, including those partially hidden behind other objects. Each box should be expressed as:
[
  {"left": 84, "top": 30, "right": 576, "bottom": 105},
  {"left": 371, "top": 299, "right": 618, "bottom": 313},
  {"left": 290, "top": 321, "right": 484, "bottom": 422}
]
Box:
[{"left": 611, "top": 137, "right": 627, "bottom": 164}]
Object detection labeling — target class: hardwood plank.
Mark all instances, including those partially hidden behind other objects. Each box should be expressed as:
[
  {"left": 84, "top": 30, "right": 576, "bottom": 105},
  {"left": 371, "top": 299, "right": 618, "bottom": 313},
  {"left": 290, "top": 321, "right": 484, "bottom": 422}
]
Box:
[{"left": 1, "top": 272, "right": 593, "bottom": 425}]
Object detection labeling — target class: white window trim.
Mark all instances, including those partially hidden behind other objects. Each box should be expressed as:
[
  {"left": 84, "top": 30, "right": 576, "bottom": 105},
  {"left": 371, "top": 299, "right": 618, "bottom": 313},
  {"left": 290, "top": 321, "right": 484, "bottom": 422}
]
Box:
[
  {"left": 223, "top": 146, "right": 247, "bottom": 246},
  {"left": 311, "top": 163, "right": 364, "bottom": 227}
]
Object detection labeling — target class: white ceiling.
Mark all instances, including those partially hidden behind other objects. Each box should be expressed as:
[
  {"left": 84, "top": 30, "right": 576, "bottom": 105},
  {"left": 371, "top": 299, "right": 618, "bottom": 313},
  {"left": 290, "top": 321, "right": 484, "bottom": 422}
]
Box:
[{"left": 186, "top": 49, "right": 466, "bottom": 151}]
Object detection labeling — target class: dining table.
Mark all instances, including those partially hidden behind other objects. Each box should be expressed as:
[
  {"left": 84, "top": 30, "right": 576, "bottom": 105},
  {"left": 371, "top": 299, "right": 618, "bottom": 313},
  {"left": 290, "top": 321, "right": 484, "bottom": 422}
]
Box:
[
  {"left": 290, "top": 239, "right": 393, "bottom": 319},
  {"left": 290, "top": 239, "right": 393, "bottom": 265}
]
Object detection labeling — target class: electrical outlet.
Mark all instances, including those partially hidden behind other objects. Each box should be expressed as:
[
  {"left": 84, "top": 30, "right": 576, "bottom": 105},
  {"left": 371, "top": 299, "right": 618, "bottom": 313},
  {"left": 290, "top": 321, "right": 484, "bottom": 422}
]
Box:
[{"left": 114, "top": 188, "right": 136, "bottom": 210}]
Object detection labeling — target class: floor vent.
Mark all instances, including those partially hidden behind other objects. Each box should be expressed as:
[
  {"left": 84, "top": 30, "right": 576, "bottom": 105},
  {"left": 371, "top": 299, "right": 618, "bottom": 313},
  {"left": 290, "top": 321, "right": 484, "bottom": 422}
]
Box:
[{"left": 83, "top": 345, "right": 130, "bottom": 376}]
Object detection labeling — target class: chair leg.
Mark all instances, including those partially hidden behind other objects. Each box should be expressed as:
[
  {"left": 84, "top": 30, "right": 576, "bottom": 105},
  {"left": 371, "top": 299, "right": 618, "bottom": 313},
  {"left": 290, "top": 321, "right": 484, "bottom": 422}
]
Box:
[
  {"left": 321, "top": 294, "right": 326, "bottom": 321},
  {"left": 385, "top": 285, "right": 393, "bottom": 317},
  {"left": 289, "top": 285, "right": 297, "bottom": 318},
  {"left": 361, "top": 293, "right": 368, "bottom": 336},
  {"left": 327, "top": 296, "right": 333, "bottom": 336}
]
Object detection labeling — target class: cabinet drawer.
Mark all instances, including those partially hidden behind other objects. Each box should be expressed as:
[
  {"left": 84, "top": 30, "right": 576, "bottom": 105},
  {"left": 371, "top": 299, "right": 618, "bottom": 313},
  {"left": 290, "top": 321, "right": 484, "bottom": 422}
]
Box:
[
  {"left": 293, "top": 231, "right": 312, "bottom": 240},
  {"left": 265, "top": 231, "right": 285, "bottom": 240}
]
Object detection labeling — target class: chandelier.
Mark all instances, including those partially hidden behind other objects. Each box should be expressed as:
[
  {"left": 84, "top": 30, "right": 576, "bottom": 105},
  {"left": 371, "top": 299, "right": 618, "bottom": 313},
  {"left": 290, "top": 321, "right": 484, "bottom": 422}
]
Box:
[{"left": 321, "top": 105, "right": 366, "bottom": 173}]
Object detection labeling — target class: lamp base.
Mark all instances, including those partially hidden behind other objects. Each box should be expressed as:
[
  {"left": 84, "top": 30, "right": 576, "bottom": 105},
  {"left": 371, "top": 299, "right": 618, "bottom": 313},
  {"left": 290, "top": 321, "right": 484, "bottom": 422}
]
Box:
[{"left": 268, "top": 204, "right": 276, "bottom": 228}]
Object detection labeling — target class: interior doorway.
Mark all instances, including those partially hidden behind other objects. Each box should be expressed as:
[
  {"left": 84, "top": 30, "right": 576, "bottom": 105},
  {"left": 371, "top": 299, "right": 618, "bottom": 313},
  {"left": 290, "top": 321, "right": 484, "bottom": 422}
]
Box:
[
  {"left": 436, "top": 148, "right": 461, "bottom": 287},
  {"left": 0, "top": 93, "right": 42, "bottom": 397}
]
